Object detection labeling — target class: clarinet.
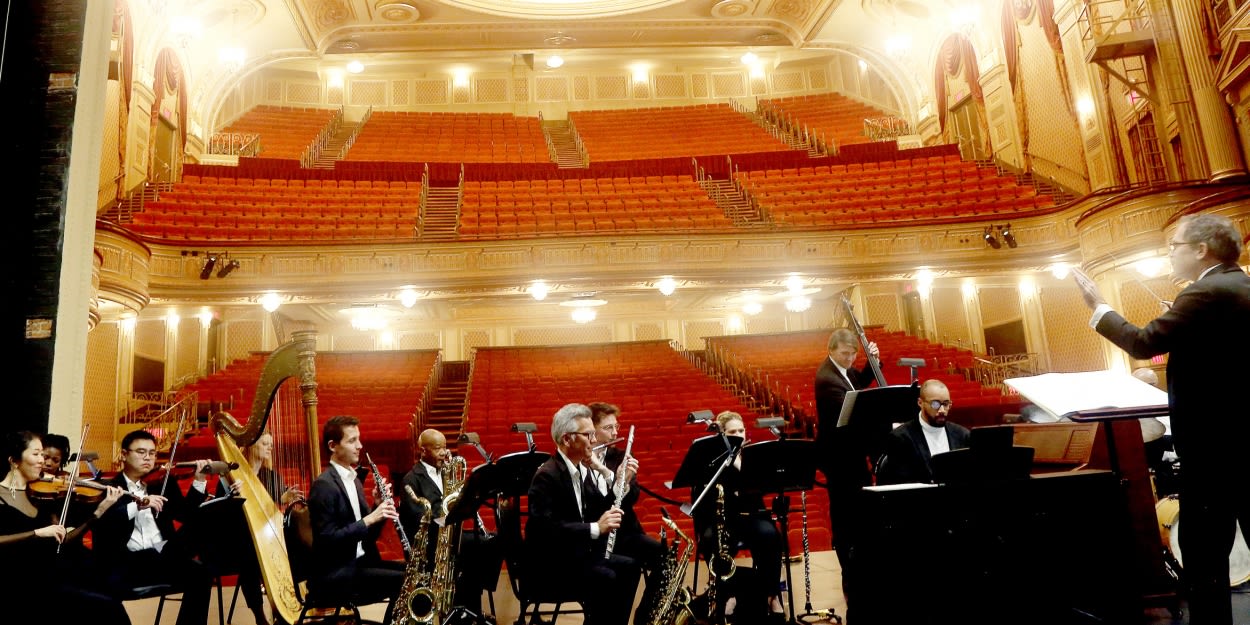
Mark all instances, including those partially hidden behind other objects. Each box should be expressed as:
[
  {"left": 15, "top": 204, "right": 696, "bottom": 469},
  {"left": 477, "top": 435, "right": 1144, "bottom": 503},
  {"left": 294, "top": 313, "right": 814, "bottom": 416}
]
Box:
[
  {"left": 365, "top": 452, "right": 413, "bottom": 560},
  {"left": 604, "top": 424, "right": 635, "bottom": 558}
]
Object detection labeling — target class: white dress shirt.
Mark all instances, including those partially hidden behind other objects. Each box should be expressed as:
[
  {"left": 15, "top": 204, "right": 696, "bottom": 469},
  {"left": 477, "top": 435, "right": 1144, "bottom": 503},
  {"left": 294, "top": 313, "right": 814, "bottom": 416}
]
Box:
[
  {"left": 124, "top": 473, "right": 207, "bottom": 553},
  {"left": 330, "top": 460, "right": 366, "bottom": 558},
  {"left": 558, "top": 451, "right": 600, "bottom": 539}
]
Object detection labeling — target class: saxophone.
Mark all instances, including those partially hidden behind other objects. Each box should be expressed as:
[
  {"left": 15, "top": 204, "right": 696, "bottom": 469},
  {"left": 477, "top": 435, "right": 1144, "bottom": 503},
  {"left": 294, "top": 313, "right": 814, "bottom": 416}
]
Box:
[
  {"left": 705, "top": 484, "right": 736, "bottom": 622},
  {"left": 391, "top": 485, "right": 433, "bottom": 625},
  {"left": 433, "top": 455, "right": 468, "bottom": 621},
  {"left": 640, "top": 509, "right": 696, "bottom": 625}
]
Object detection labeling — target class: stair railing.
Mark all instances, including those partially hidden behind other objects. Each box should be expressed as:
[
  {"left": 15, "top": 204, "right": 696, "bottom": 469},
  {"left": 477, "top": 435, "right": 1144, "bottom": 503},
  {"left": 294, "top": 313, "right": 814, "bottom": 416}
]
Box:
[
  {"left": 338, "top": 105, "right": 372, "bottom": 159},
  {"left": 413, "top": 352, "right": 444, "bottom": 434}
]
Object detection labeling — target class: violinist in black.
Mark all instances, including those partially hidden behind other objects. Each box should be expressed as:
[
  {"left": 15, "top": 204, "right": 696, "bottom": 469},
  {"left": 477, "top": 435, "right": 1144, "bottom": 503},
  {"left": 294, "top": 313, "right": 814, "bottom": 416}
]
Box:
[
  {"left": 92, "top": 429, "right": 214, "bottom": 625},
  {"left": 0, "top": 430, "right": 130, "bottom": 624}
]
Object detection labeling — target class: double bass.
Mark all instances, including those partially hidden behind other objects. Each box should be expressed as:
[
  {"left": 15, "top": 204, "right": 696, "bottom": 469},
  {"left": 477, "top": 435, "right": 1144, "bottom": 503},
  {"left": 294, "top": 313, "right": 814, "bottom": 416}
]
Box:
[{"left": 839, "top": 291, "right": 887, "bottom": 388}]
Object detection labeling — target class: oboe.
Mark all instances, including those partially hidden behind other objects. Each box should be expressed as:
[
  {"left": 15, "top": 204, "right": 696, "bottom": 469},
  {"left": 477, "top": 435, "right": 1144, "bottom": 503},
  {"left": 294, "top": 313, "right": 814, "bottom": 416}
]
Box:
[
  {"left": 604, "top": 425, "right": 635, "bottom": 559},
  {"left": 364, "top": 452, "right": 412, "bottom": 560}
]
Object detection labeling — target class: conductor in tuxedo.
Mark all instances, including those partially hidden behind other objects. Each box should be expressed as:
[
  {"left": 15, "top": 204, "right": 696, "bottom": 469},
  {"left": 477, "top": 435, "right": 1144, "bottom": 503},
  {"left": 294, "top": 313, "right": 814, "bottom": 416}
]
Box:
[
  {"left": 874, "top": 379, "right": 971, "bottom": 485},
  {"left": 525, "top": 403, "right": 641, "bottom": 625},
  {"left": 1074, "top": 213, "right": 1250, "bottom": 625},
  {"left": 813, "top": 327, "right": 878, "bottom": 601},
  {"left": 307, "top": 415, "right": 404, "bottom": 620}
]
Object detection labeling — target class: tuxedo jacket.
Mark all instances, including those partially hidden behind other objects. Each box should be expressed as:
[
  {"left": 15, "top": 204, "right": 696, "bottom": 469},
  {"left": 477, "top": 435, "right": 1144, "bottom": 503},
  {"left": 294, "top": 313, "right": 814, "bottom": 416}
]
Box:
[
  {"left": 814, "top": 356, "right": 878, "bottom": 491},
  {"left": 875, "top": 419, "right": 972, "bottom": 485},
  {"left": 524, "top": 454, "right": 610, "bottom": 579},
  {"left": 92, "top": 471, "right": 209, "bottom": 562},
  {"left": 1095, "top": 263, "right": 1250, "bottom": 472},
  {"left": 307, "top": 465, "right": 385, "bottom": 583},
  {"left": 398, "top": 463, "right": 443, "bottom": 556}
]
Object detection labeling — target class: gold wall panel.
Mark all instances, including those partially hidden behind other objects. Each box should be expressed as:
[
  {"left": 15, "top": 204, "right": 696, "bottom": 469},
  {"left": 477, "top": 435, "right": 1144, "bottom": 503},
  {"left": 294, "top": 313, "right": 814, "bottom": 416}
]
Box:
[
  {"left": 978, "top": 286, "right": 1021, "bottom": 328},
  {"left": 1039, "top": 285, "right": 1107, "bottom": 372}
]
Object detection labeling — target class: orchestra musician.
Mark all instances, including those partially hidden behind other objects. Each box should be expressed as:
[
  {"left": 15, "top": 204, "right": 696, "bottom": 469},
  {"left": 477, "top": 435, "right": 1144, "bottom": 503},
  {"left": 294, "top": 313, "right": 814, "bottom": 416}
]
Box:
[
  {"left": 525, "top": 403, "right": 641, "bottom": 625},
  {"left": 587, "top": 402, "right": 661, "bottom": 574},
  {"left": 1074, "top": 213, "right": 1250, "bottom": 625},
  {"left": 306, "top": 415, "right": 404, "bottom": 621},
  {"left": 874, "top": 379, "right": 971, "bottom": 485},
  {"left": 39, "top": 432, "right": 70, "bottom": 478},
  {"left": 91, "top": 429, "right": 215, "bottom": 625},
  {"left": 813, "top": 327, "right": 879, "bottom": 601},
  {"left": 691, "top": 410, "right": 785, "bottom": 623},
  {"left": 398, "top": 427, "right": 500, "bottom": 615},
  {"left": 0, "top": 430, "right": 130, "bottom": 624},
  {"left": 220, "top": 430, "right": 304, "bottom": 625}
]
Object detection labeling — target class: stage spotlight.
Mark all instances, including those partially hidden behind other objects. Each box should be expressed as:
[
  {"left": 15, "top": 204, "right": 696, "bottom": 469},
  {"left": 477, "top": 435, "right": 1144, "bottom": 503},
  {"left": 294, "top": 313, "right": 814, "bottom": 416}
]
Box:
[
  {"left": 983, "top": 227, "right": 1001, "bottom": 249},
  {"left": 199, "top": 255, "right": 217, "bottom": 280},
  {"left": 216, "top": 259, "right": 240, "bottom": 278},
  {"left": 1001, "top": 224, "right": 1017, "bottom": 248}
]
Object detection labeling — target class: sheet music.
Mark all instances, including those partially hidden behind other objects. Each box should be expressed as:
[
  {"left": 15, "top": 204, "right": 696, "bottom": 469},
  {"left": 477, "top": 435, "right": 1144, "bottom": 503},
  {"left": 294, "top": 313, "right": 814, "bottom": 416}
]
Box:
[{"left": 1005, "top": 370, "right": 1169, "bottom": 421}]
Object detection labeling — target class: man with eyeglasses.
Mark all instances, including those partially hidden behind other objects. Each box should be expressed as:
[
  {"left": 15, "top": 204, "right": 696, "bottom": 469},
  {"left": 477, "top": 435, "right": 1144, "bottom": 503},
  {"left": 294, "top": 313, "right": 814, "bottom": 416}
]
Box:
[
  {"left": 875, "top": 379, "right": 971, "bottom": 485},
  {"left": 525, "top": 403, "right": 641, "bottom": 625},
  {"left": 1073, "top": 213, "right": 1250, "bottom": 625},
  {"left": 588, "top": 402, "right": 662, "bottom": 586},
  {"left": 93, "top": 429, "right": 215, "bottom": 625}
]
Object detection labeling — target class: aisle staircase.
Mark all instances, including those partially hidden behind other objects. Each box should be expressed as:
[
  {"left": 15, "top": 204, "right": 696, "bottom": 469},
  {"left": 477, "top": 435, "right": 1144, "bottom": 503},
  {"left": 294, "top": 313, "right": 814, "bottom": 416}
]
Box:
[
  {"left": 420, "top": 187, "right": 461, "bottom": 241},
  {"left": 542, "top": 119, "right": 586, "bottom": 168},
  {"left": 424, "top": 362, "right": 470, "bottom": 446},
  {"left": 312, "top": 121, "right": 361, "bottom": 169}
]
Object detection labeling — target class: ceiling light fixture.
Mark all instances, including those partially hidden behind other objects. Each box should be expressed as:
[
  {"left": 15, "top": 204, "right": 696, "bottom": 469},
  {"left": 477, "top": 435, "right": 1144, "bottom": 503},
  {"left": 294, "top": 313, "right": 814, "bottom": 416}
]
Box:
[
  {"left": 1050, "top": 263, "right": 1071, "bottom": 280},
  {"left": 546, "top": 55, "right": 564, "bottom": 69},
  {"left": 260, "top": 292, "right": 283, "bottom": 313},
  {"left": 740, "top": 52, "right": 758, "bottom": 65},
  {"left": 529, "top": 281, "right": 549, "bottom": 301},
  {"left": 399, "top": 288, "right": 419, "bottom": 308},
  {"left": 785, "top": 296, "right": 812, "bottom": 313},
  {"left": 559, "top": 296, "right": 607, "bottom": 308},
  {"left": 571, "top": 307, "right": 597, "bottom": 324},
  {"left": 346, "top": 60, "right": 364, "bottom": 74},
  {"left": 657, "top": 277, "right": 677, "bottom": 296},
  {"left": 785, "top": 274, "right": 804, "bottom": 293},
  {"left": 743, "top": 301, "right": 763, "bottom": 316}
]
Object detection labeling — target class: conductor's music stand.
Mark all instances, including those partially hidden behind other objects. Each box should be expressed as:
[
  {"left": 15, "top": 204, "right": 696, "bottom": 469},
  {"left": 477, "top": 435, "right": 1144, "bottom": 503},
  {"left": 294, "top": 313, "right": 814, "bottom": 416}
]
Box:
[{"left": 739, "top": 439, "right": 828, "bottom": 624}]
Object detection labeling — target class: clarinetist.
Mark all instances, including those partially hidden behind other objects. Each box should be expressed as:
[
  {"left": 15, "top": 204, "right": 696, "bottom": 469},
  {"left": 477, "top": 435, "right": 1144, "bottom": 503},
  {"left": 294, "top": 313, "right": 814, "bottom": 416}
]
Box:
[{"left": 307, "top": 415, "right": 405, "bottom": 622}]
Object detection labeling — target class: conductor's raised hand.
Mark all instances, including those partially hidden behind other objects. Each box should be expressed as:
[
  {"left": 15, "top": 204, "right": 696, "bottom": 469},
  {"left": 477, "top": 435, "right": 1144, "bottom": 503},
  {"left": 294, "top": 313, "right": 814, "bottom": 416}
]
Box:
[
  {"left": 1071, "top": 267, "right": 1106, "bottom": 309},
  {"left": 596, "top": 507, "right": 623, "bottom": 535}
]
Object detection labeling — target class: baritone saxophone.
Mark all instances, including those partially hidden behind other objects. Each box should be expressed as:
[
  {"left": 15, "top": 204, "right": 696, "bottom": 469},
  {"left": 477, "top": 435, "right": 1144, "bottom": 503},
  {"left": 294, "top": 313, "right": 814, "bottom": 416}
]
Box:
[{"left": 392, "top": 485, "right": 433, "bottom": 625}]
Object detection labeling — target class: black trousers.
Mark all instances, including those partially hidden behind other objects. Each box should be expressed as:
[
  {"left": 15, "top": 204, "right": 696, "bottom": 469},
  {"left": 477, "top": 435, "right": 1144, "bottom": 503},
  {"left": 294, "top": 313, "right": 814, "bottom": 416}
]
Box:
[
  {"left": 104, "top": 546, "right": 213, "bottom": 625},
  {"left": 1178, "top": 462, "right": 1250, "bottom": 625}
]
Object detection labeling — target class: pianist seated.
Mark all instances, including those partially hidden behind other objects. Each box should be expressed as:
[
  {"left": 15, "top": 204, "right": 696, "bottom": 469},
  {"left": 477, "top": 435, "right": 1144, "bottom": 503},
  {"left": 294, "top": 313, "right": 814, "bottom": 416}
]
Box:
[{"left": 875, "top": 380, "right": 971, "bottom": 485}]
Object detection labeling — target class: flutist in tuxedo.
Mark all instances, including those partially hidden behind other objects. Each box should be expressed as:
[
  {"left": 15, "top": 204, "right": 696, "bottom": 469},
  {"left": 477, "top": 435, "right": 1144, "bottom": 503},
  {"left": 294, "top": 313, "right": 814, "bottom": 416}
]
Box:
[
  {"left": 589, "top": 403, "right": 663, "bottom": 575},
  {"left": 307, "top": 415, "right": 404, "bottom": 620},
  {"left": 526, "top": 403, "right": 642, "bottom": 625}
]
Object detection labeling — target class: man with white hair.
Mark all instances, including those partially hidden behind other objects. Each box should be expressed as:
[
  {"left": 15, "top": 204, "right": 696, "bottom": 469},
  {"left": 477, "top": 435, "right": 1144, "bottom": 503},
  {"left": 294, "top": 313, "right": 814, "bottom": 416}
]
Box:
[{"left": 525, "top": 403, "right": 641, "bottom": 625}]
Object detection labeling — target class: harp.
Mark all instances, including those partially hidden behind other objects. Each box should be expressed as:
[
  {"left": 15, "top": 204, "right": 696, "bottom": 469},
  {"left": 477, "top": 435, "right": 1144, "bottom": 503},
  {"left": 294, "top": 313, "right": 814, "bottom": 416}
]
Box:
[{"left": 210, "top": 330, "right": 321, "bottom": 625}]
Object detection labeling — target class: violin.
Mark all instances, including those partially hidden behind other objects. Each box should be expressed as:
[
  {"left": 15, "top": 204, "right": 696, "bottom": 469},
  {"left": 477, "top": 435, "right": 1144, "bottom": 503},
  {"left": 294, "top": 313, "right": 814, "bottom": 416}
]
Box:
[{"left": 27, "top": 475, "right": 147, "bottom": 506}]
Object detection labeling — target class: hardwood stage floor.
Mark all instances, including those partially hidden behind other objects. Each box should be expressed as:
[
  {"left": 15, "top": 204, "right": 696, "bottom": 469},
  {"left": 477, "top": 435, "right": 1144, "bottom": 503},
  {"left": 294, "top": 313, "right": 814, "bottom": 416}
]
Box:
[{"left": 123, "top": 550, "right": 1249, "bottom": 625}]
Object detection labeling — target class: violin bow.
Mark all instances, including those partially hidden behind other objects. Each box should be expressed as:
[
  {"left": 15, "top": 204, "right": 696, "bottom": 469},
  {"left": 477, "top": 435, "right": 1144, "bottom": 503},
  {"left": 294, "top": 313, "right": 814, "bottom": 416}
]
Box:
[
  {"left": 155, "top": 410, "right": 188, "bottom": 518},
  {"left": 56, "top": 423, "right": 90, "bottom": 554}
]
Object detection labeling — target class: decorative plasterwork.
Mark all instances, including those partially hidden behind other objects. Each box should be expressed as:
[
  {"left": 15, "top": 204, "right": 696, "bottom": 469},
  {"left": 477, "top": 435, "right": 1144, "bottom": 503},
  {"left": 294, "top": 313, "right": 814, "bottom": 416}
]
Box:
[
  {"left": 94, "top": 225, "right": 153, "bottom": 315},
  {"left": 1214, "top": 27, "right": 1250, "bottom": 94},
  {"left": 432, "top": 0, "right": 686, "bottom": 20}
]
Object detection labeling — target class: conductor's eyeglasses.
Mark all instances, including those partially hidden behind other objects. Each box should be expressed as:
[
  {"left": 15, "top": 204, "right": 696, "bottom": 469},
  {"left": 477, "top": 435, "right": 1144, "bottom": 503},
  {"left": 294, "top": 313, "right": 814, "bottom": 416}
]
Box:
[
  {"left": 1168, "top": 240, "right": 1198, "bottom": 252},
  {"left": 926, "top": 400, "right": 953, "bottom": 411}
]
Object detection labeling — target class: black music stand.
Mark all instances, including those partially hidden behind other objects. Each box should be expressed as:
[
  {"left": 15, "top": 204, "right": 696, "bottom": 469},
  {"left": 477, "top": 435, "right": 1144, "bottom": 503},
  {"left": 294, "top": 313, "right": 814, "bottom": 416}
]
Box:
[
  {"left": 673, "top": 433, "right": 744, "bottom": 514},
  {"left": 739, "top": 439, "right": 822, "bottom": 625},
  {"left": 836, "top": 385, "right": 919, "bottom": 474}
]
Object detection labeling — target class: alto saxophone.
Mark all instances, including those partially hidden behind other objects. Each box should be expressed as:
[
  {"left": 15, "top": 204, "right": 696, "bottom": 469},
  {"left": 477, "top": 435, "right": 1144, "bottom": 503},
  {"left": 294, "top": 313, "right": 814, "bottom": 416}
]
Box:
[
  {"left": 641, "top": 509, "right": 696, "bottom": 625},
  {"left": 705, "top": 483, "right": 736, "bottom": 622},
  {"left": 392, "top": 485, "right": 433, "bottom": 625}
]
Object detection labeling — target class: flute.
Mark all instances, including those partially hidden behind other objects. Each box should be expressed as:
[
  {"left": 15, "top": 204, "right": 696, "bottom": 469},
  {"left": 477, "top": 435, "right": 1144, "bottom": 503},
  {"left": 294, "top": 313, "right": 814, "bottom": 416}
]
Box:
[
  {"left": 364, "top": 452, "right": 413, "bottom": 560},
  {"left": 604, "top": 425, "right": 635, "bottom": 559}
]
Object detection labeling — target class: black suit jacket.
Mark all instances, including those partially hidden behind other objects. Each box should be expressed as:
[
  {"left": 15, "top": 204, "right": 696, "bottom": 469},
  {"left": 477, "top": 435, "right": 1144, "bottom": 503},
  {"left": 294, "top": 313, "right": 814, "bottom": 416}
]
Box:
[
  {"left": 524, "top": 454, "right": 610, "bottom": 579},
  {"left": 875, "top": 418, "right": 972, "bottom": 485},
  {"left": 1094, "top": 263, "right": 1250, "bottom": 473},
  {"left": 92, "top": 471, "right": 209, "bottom": 562},
  {"left": 307, "top": 464, "right": 384, "bottom": 584},
  {"left": 814, "top": 356, "right": 878, "bottom": 490},
  {"left": 398, "top": 463, "right": 443, "bottom": 555}
]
